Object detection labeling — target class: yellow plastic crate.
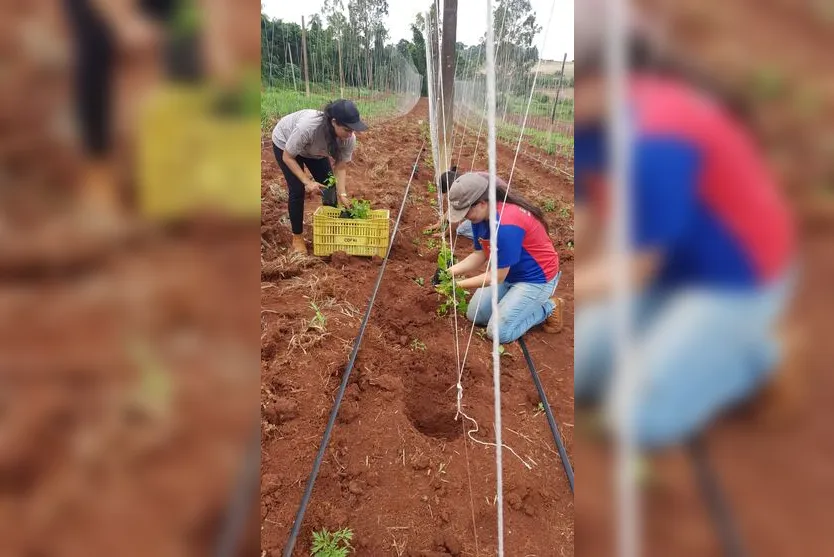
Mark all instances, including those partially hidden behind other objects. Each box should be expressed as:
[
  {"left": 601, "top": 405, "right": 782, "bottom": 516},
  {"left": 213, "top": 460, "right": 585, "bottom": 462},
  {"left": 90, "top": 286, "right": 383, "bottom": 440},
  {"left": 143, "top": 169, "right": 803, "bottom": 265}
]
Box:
[
  {"left": 137, "top": 85, "right": 261, "bottom": 221},
  {"left": 312, "top": 206, "right": 390, "bottom": 258}
]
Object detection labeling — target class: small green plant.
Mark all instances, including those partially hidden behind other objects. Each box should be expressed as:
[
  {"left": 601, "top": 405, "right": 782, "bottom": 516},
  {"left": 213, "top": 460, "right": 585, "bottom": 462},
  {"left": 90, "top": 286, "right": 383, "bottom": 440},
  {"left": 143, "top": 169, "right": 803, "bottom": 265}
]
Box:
[
  {"left": 434, "top": 245, "right": 468, "bottom": 316},
  {"left": 426, "top": 238, "right": 439, "bottom": 250},
  {"left": 497, "top": 345, "right": 511, "bottom": 357},
  {"left": 533, "top": 401, "right": 545, "bottom": 416},
  {"left": 428, "top": 181, "right": 437, "bottom": 194},
  {"left": 309, "top": 302, "right": 327, "bottom": 331},
  {"left": 435, "top": 274, "right": 469, "bottom": 316},
  {"left": 311, "top": 527, "right": 353, "bottom": 557},
  {"left": 323, "top": 172, "right": 337, "bottom": 188},
  {"left": 430, "top": 198, "right": 438, "bottom": 207},
  {"left": 437, "top": 245, "right": 453, "bottom": 271},
  {"left": 567, "top": 240, "right": 574, "bottom": 251},
  {"left": 410, "top": 339, "right": 427, "bottom": 351},
  {"left": 413, "top": 277, "right": 425, "bottom": 286},
  {"left": 542, "top": 199, "right": 557, "bottom": 212},
  {"left": 559, "top": 206, "right": 571, "bottom": 219},
  {"left": 423, "top": 225, "right": 439, "bottom": 236},
  {"left": 345, "top": 199, "right": 372, "bottom": 219}
]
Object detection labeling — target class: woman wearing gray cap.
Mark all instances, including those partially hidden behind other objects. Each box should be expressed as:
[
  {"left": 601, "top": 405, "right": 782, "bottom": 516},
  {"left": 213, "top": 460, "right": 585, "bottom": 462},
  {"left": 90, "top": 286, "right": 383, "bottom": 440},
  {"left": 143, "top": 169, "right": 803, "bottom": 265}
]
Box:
[
  {"left": 271, "top": 99, "right": 368, "bottom": 254},
  {"left": 443, "top": 172, "right": 565, "bottom": 342}
]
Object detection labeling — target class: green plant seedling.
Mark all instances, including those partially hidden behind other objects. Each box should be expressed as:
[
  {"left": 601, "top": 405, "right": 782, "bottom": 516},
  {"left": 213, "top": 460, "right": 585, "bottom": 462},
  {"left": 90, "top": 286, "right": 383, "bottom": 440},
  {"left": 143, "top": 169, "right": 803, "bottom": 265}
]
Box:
[
  {"left": 323, "top": 172, "right": 337, "bottom": 188},
  {"left": 410, "top": 339, "right": 427, "bottom": 351},
  {"left": 345, "top": 199, "right": 372, "bottom": 219},
  {"left": 413, "top": 277, "right": 425, "bottom": 287},
  {"left": 542, "top": 199, "right": 556, "bottom": 212},
  {"left": 309, "top": 302, "right": 327, "bottom": 331},
  {"left": 559, "top": 206, "right": 571, "bottom": 219},
  {"left": 428, "top": 181, "right": 437, "bottom": 194},
  {"left": 311, "top": 527, "right": 353, "bottom": 557},
  {"left": 435, "top": 272, "right": 469, "bottom": 317}
]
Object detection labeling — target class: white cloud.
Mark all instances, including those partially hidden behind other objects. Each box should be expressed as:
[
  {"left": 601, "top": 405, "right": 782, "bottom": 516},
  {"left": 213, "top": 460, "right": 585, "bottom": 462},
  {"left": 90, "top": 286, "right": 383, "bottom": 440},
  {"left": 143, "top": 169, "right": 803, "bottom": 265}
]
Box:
[{"left": 262, "top": 0, "right": 574, "bottom": 61}]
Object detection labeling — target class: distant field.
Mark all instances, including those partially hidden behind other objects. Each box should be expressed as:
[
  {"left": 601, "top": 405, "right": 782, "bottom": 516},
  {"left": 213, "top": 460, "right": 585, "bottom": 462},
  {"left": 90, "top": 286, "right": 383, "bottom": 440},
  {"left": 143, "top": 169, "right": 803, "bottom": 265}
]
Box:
[{"left": 535, "top": 59, "right": 574, "bottom": 76}]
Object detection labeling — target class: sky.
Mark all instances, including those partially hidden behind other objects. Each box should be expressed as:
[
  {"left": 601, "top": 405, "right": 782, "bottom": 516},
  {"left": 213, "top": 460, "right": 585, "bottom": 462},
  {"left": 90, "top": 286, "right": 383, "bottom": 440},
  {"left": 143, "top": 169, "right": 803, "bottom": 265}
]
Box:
[{"left": 262, "top": 0, "right": 574, "bottom": 62}]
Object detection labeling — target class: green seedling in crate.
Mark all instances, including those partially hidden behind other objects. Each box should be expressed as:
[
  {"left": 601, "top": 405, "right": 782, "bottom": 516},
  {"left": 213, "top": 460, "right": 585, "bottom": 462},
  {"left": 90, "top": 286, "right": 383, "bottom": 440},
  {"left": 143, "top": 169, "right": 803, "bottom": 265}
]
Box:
[{"left": 339, "top": 199, "right": 372, "bottom": 219}]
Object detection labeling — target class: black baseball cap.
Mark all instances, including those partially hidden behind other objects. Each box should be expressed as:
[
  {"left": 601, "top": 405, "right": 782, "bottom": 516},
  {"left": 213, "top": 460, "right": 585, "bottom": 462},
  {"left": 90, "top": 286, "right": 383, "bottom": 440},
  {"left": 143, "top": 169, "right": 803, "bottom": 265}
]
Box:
[{"left": 330, "top": 99, "right": 368, "bottom": 131}]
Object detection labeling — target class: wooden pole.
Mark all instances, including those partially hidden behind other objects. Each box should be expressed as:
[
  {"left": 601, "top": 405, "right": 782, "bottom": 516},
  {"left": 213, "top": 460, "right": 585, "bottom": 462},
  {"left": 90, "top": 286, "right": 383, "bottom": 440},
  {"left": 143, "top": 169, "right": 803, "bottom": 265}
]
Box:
[
  {"left": 439, "top": 0, "right": 458, "bottom": 173},
  {"left": 287, "top": 43, "right": 297, "bottom": 92},
  {"left": 301, "top": 15, "right": 311, "bottom": 97},
  {"left": 337, "top": 36, "right": 345, "bottom": 97},
  {"left": 550, "top": 53, "right": 568, "bottom": 124}
]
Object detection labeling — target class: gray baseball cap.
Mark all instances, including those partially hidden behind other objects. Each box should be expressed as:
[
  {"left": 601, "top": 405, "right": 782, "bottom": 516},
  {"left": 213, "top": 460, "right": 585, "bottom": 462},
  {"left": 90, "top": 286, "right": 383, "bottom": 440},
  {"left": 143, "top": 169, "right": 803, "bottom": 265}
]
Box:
[{"left": 448, "top": 172, "right": 489, "bottom": 222}]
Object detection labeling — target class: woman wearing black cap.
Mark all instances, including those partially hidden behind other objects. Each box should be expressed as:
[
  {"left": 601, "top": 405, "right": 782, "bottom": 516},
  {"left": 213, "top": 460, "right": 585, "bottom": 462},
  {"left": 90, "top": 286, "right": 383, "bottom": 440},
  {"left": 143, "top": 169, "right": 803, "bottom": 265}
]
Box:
[{"left": 271, "top": 99, "right": 368, "bottom": 254}]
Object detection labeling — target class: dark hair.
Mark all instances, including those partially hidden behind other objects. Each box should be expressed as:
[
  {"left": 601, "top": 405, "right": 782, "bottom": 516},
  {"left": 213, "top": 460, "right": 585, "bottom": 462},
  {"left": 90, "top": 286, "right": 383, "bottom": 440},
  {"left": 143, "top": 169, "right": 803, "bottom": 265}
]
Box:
[
  {"left": 477, "top": 185, "right": 550, "bottom": 233},
  {"left": 439, "top": 166, "right": 458, "bottom": 193},
  {"left": 321, "top": 101, "right": 341, "bottom": 159}
]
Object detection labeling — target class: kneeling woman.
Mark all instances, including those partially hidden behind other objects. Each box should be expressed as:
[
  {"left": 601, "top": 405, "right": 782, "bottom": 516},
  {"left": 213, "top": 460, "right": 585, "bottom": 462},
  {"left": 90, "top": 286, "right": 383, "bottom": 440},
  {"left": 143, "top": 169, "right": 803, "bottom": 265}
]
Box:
[{"left": 445, "top": 173, "right": 564, "bottom": 343}]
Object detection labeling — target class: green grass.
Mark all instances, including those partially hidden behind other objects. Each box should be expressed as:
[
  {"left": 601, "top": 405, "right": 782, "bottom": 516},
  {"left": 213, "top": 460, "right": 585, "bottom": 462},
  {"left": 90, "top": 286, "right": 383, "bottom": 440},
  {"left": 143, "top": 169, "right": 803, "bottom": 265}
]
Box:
[
  {"left": 495, "top": 120, "right": 574, "bottom": 155},
  {"left": 502, "top": 93, "right": 574, "bottom": 121},
  {"left": 262, "top": 86, "right": 403, "bottom": 131}
]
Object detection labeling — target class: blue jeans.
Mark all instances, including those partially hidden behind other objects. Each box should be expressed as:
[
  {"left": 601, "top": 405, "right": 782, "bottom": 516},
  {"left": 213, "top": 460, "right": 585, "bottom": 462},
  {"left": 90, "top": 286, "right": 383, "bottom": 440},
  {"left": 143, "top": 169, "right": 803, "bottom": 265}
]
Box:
[
  {"left": 575, "top": 266, "right": 796, "bottom": 449},
  {"left": 455, "top": 220, "right": 474, "bottom": 240},
  {"left": 466, "top": 272, "right": 561, "bottom": 344}
]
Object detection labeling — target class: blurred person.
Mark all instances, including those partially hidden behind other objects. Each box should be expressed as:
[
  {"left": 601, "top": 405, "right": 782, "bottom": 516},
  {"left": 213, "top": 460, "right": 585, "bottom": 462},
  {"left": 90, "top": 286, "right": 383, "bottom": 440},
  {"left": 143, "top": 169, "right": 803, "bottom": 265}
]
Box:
[
  {"left": 441, "top": 172, "right": 565, "bottom": 342},
  {"left": 271, "top": 99, "right": 368, "bottom": 255},
  {"left": 573, "top": 9, "right": 798, "bottom": 449},
  {"left": 436, "top": 166, "right": 492, "bottom": 241},
  {"left": 63, "top": 0, "right": 173, "bottom": 223}
]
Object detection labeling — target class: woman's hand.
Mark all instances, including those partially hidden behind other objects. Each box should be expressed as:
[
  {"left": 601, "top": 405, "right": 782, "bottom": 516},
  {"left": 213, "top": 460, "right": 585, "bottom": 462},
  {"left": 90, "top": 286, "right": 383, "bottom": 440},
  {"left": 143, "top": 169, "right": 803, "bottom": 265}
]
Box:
[
  {"left": 339, "top": 193, "right": 352, "bottom": 208},
  {"left": 304, "top": 180, "right": 324, "bottom": 194}
]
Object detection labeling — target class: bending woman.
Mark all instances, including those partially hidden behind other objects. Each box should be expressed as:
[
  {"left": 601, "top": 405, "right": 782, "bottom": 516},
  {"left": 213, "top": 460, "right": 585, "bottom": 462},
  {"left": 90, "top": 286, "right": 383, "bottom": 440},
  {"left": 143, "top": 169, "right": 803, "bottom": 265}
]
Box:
[{"left": 271, "top": 99, "right": 367, "bottom": 254}]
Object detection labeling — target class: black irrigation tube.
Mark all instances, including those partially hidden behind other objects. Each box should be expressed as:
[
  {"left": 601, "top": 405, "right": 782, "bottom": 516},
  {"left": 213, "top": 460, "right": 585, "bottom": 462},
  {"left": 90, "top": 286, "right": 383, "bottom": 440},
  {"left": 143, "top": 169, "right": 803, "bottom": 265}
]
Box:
[
  {"left": 283, "top": 142, "right": 425, "bottom": 557},
  {"left": 688, "top": 435, "right": 747, "bottom": 557},
  {"left": 518, "top": 336, "right": 575, "bottom": 493}
]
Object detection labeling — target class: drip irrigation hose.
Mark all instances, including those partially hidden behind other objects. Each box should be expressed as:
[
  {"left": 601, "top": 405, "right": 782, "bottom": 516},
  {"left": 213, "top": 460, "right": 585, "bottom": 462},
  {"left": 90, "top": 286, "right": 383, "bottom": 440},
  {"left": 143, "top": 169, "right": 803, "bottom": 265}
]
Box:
[
  {"left": 517, "top": 336, "right": 575, "bottom": 492},
  {"left": 283, "top": 142, "right": 425, "bottom": 557},
  {"left": 213, "top": 421, "right": 261, "bottom": 557},
  {"left": 688, "top": 435, "right": 747, "bottom": 557}
]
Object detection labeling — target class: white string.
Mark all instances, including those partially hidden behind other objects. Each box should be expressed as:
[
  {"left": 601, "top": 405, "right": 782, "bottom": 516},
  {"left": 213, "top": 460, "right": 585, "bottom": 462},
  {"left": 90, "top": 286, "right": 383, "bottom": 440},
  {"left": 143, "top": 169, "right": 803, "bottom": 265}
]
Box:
[
  {"left": 424, "top": 12, "right": 441, "bottom": 188},
  {"left": 506, "top": 0, "right": 556, "bottom": 188},
  {"left": 484, "top": 2, "right": 504, "bottom": 554},
  {"left": 606, "top": 1, "right": 639, "bottom": 556}
]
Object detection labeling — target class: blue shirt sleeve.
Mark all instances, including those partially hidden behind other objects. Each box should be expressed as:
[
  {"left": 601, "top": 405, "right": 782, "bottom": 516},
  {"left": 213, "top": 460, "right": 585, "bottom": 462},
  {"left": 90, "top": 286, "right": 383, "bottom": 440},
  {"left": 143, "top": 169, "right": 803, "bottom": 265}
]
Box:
[
  {"left": 632, "top": 138, "right": 700, "bottom": 249},
  {"left": 496, "top": 224, "right": 525, "bottom": 269},
  {"left": 472, "top": 221, "right": 484, "bottom": 251},
  {"left": 575, "top": 126, "right": 605, "bottom": 204}
]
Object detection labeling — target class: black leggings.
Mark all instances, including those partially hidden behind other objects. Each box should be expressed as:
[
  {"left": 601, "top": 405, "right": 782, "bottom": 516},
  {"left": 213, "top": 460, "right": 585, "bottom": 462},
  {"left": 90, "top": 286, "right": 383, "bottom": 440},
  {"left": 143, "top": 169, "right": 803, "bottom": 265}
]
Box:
[
  {"left": 273, "top": 144, "right": 337, "bottom": 235},
  {"left": 63, "top": 0, "right": 175, "bottom": 157},
  {"left": 64, "top": 0, "right": 115, "bottom": 157}
]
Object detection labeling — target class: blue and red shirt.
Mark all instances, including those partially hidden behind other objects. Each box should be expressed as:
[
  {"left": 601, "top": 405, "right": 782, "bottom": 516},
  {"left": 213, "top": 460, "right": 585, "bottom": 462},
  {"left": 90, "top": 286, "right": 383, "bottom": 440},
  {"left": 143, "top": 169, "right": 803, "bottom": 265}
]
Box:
[
  {"left": 575, "top": 76, "right": 794, "bottom": 289},
  {"left": 471, "top": 202, "right": 559, "bottom": 284}
]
